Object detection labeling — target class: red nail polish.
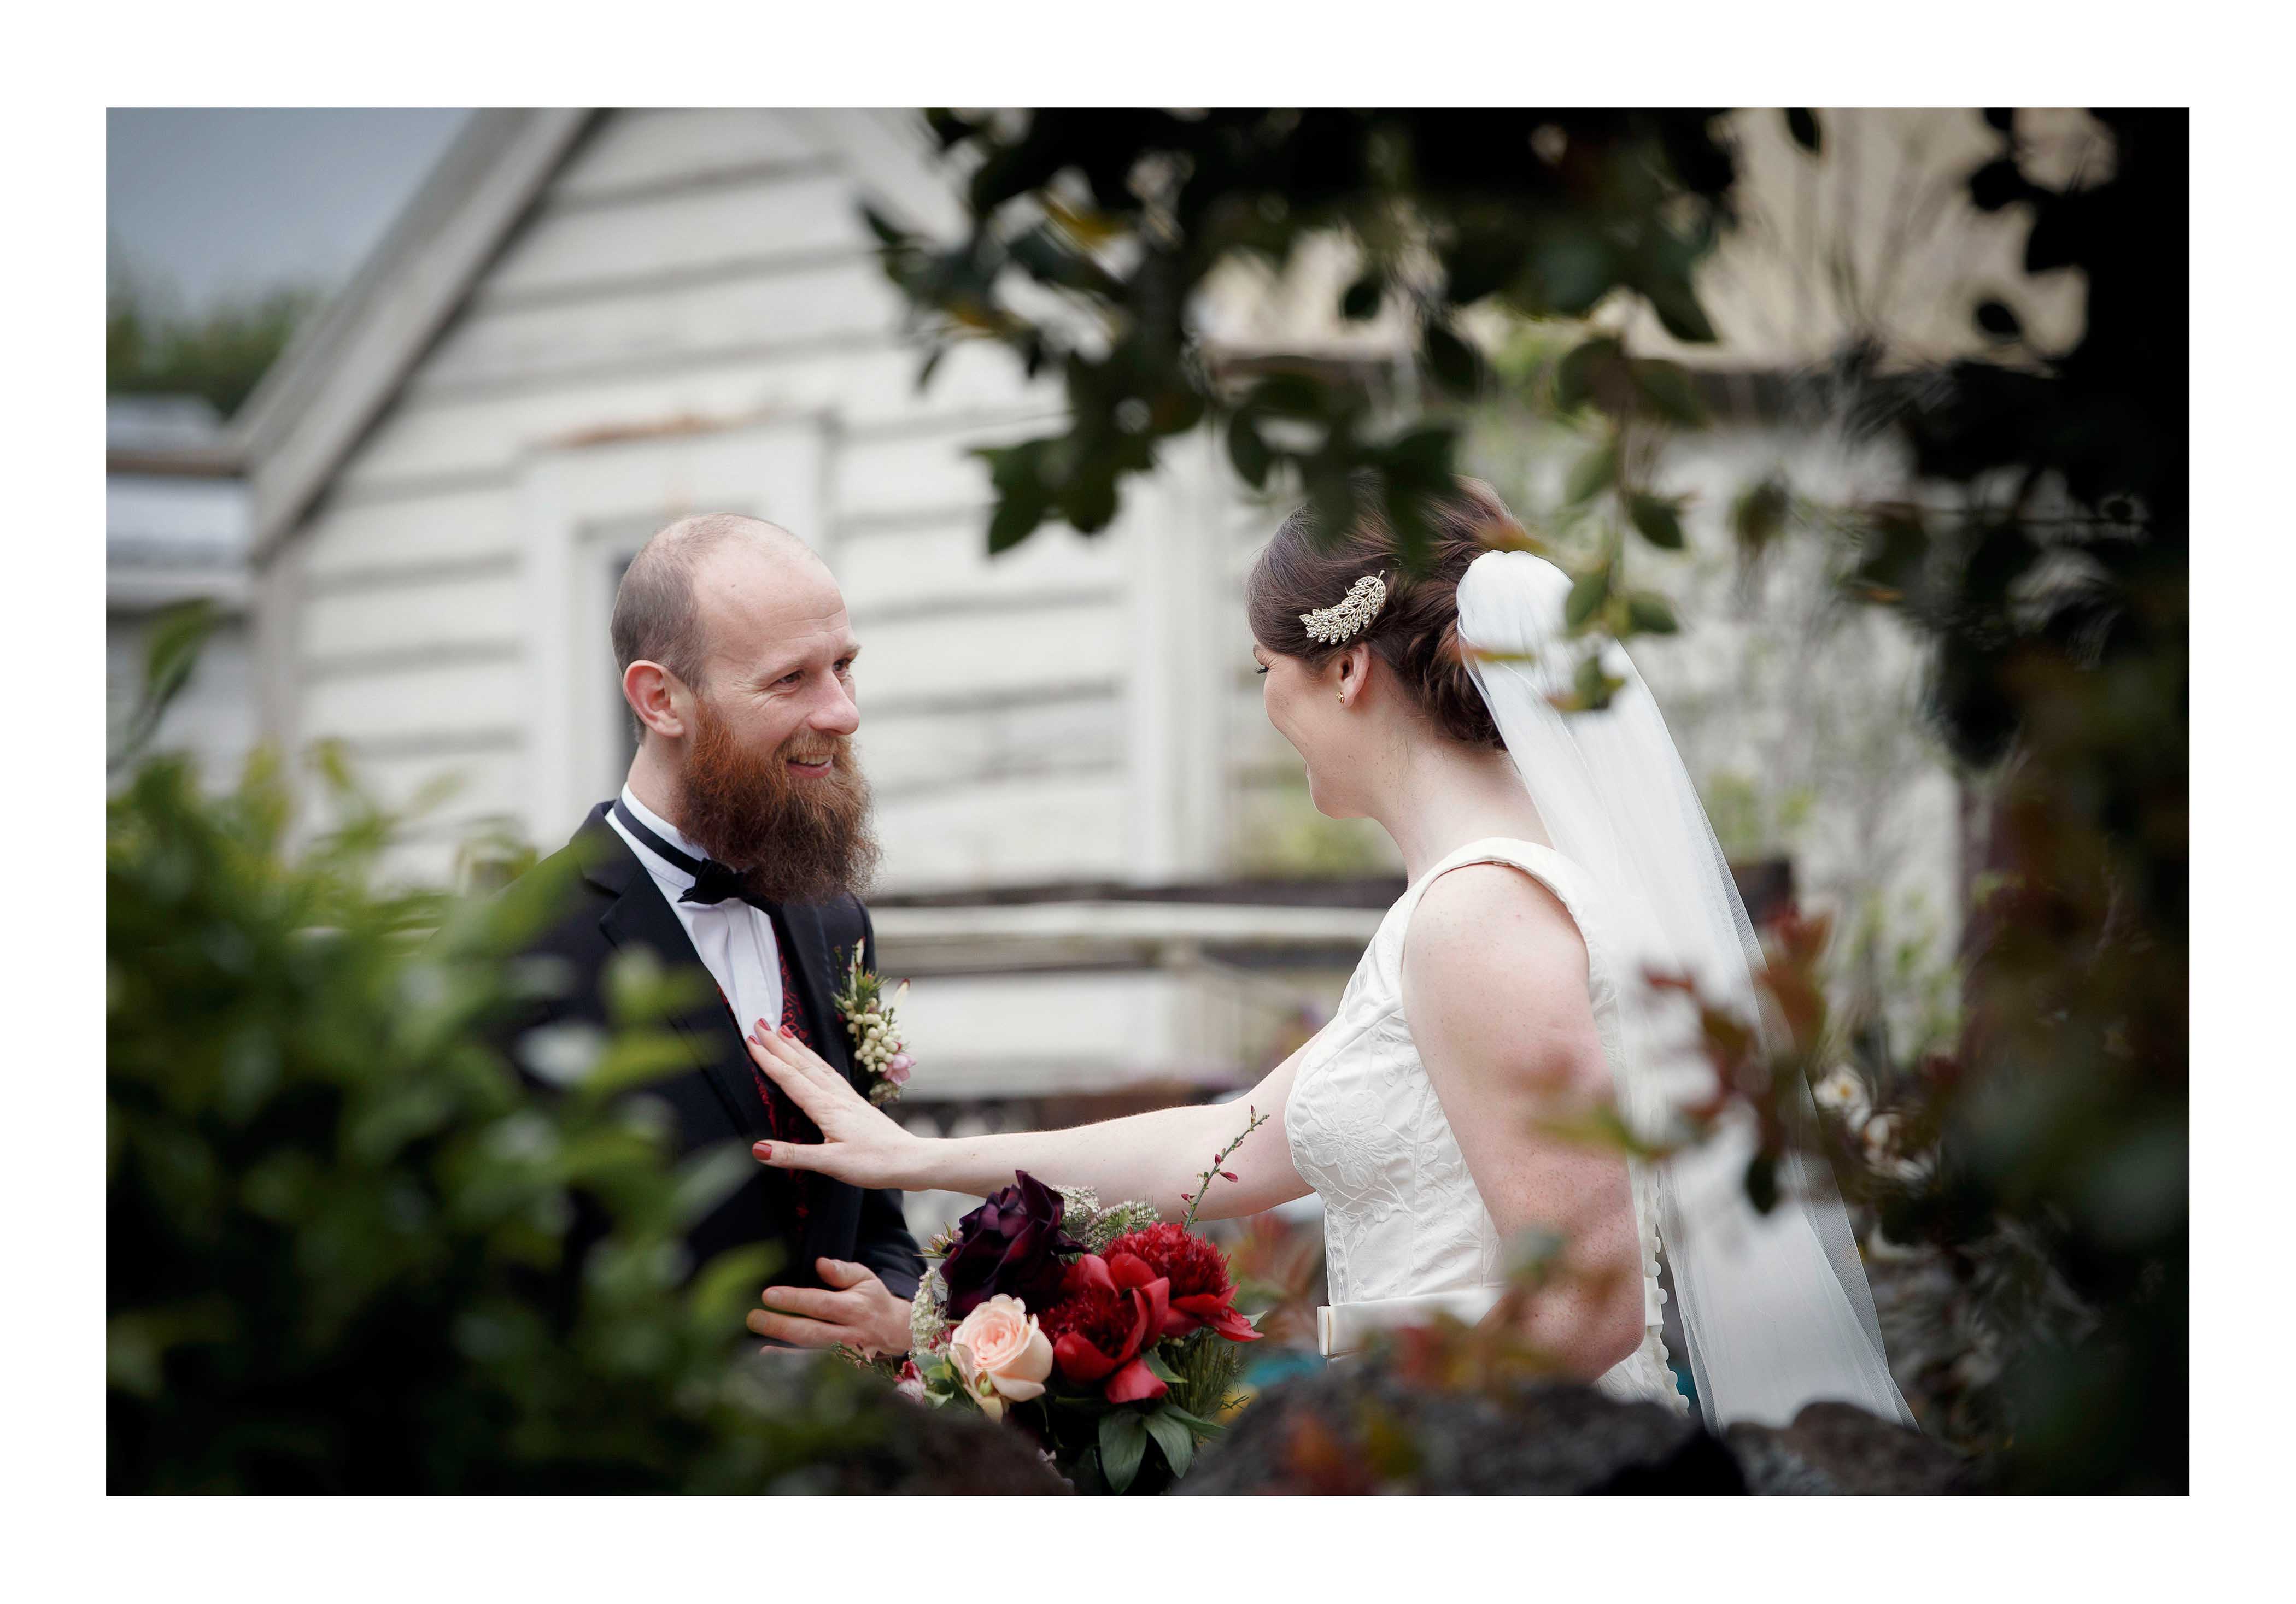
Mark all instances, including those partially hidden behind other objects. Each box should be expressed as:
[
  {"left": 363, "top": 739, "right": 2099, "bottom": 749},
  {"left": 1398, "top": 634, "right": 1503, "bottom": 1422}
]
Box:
[{"left": 780, "top": 1023, "right": 795, "bottom": 1038}]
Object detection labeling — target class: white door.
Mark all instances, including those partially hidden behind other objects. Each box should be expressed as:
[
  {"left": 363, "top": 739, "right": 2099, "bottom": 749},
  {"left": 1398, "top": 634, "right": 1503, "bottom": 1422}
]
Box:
[{"left": 517, "top": 416, "right": 828, "bottom": 847}]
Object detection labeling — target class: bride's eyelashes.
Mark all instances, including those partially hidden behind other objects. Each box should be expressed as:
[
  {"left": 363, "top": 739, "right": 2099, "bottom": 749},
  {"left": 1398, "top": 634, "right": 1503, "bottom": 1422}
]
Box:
[{"left": 1254, "top": 663, "right": 1269, "bottom": 676}]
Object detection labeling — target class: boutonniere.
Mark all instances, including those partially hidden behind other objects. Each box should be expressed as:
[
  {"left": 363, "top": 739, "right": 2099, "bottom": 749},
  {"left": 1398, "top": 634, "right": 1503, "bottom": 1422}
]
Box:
[{"left": 830, "top": 945, "right": 915, "bottom": 1105}]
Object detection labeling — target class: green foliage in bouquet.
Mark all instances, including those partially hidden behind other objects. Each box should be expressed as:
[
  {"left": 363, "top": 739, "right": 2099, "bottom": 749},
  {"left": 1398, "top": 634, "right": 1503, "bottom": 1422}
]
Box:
[
  {"left": 867, "top": 106, "right": 1735, "bottom": 662},
  {"left": 106, "top": 615, "right": 905, "bottom": 1492},
  {"left": 1071, "top": 1329, "right": 1240, "bottom": 1496}
]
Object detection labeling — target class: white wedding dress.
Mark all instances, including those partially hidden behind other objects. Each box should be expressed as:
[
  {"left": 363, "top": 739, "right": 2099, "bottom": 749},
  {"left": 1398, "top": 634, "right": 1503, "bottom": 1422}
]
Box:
[{"left": 1285, "top": 835, "right": 1688, "bottom": 1415}]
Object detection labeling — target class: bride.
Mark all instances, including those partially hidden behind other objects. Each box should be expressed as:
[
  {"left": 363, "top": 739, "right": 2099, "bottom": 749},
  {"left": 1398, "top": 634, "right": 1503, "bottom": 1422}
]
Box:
[{"left": 745, "top": 476, "right": 1912, "bottom": 1431}]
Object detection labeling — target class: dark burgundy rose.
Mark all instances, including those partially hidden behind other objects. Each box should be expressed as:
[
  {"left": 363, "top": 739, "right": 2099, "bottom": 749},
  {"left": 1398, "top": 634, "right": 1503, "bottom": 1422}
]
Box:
[{"left": 940, "top": 1171, "right": 1083, "bottom": 1319}]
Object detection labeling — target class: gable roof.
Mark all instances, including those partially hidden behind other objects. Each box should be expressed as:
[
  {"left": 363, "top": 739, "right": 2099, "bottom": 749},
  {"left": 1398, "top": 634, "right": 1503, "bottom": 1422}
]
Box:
[
  {"left": 230, "top": 109, "right": 596, "bottom": 561},
  {"left": 231, "top": 108, "right": 973, "bottom": 565}
]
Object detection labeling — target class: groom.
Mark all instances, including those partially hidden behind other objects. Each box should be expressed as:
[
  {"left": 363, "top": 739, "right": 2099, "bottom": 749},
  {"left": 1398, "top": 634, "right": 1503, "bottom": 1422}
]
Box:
[{"left": 501, "top": 513, "right": 922, "bottom": 1355}]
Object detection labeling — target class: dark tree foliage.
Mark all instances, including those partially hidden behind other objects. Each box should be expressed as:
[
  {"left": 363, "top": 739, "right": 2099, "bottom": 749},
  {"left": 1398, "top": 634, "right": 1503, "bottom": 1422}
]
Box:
[
  {"left": 867, "top": 109, "right": 1735, "bottom": 596},
  {"left": 875, "top": 108, "right": 2188, "bottom": 1491},
  {"left": 106, "top": 279, "right": 314, "bottom": 419},
  {"left": 1837, "top": 109, "right": 2188, "bottom": 1491}
]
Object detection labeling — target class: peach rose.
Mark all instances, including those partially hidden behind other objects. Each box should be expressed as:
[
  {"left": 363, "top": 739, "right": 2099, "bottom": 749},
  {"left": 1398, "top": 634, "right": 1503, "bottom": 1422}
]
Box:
[{"left": 948, "top": 1293, "right": 1054, "bottom": 1420}]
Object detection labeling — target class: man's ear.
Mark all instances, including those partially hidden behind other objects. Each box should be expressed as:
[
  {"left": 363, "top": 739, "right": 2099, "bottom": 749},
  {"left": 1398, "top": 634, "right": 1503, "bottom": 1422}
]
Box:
[{"left": 623, "top": 661, "right": 689, "bottom": 741}]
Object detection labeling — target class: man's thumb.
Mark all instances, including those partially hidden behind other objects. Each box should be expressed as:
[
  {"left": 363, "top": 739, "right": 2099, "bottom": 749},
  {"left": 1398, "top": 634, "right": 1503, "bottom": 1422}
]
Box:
[{"left": 817, "top": 1256, "right": 872, "bottom": 1289}]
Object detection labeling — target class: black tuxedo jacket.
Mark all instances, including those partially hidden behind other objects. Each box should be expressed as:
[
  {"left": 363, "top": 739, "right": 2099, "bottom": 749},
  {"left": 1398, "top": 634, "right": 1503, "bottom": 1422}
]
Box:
[{"left": 500, "top": 802, "right": 923, "bottom": 1300}]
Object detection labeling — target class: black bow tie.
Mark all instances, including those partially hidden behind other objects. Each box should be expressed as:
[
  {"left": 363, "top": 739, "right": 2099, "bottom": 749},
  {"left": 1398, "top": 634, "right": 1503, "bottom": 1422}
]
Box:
[
  {"left": 681, "top": 859, "right": 754, "bottom": 907},
  {"left": 612, "top": 800, "right": 759, "bottom": 907}
]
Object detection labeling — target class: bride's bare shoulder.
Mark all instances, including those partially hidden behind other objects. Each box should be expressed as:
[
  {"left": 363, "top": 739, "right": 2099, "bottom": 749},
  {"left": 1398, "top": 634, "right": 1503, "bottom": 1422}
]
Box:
[
  {"left": 1402, "top": 863, "right": 1606, "bottom": 1092},
  {"left": 1403, "top": 861, "right": 1590, "bottom": 991}
]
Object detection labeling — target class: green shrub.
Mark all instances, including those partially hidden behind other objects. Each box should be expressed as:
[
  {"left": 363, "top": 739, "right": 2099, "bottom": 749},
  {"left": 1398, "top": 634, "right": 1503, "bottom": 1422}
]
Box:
[{"left": 106, "top": 623, "right": 895, "bottom": 1491}]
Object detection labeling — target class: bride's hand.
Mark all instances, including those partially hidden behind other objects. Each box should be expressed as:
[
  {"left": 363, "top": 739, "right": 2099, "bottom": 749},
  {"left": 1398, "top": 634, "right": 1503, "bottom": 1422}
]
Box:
[{"left": 743, "top": 1020, "right": 924, "bottom": 1189}]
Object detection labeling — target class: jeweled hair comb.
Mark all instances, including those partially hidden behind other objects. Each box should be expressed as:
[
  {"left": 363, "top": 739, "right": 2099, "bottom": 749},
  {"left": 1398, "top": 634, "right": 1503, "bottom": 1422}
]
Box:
[{"left": 1299, "top": 573, "right": 1388, "bottom": 645}]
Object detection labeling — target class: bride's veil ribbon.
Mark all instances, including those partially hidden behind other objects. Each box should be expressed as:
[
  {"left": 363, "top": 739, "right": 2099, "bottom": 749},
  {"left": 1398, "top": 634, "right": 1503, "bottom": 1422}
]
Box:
[{"left": 1455, "top": 549, "right": 1913, "bottom": 1430}]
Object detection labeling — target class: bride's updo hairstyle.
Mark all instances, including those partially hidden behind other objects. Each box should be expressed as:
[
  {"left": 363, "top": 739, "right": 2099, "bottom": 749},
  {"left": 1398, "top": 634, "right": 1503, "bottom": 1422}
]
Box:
[{"left": 1247, "top": 474, "right": 1523, "bottom": 751}]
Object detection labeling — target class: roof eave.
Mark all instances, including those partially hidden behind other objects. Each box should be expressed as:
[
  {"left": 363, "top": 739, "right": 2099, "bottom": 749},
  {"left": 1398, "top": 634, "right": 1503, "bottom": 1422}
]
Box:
[{"left": 232, "top": 108, "right": 599, "bottom": 565}]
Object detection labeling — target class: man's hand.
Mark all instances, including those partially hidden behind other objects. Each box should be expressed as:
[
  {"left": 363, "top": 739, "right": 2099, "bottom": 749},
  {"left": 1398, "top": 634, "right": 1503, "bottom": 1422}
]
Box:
[{"left": 747, "top": 1258, "right": 911, "bottom": 1356}]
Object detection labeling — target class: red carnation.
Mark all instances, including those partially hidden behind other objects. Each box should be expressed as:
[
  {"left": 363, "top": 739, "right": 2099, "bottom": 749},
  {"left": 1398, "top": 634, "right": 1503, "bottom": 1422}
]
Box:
[
  {"left": 1106, "top": 1223, "right": 1262, "bottom": 1344},
  {"left": 1039, "top": 1251, "right": 1170, "bottom": 1403}
]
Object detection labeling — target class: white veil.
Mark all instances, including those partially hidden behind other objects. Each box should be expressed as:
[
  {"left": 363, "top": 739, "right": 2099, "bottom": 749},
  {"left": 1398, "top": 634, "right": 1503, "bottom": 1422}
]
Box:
[{"left": 1455, "top": 549, "right": 1913, "bottom": 1431}]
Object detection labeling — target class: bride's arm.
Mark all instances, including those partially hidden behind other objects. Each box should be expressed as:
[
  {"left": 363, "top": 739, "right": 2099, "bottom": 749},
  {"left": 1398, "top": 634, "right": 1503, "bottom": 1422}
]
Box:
[
  {"left": 1402, "top": 865, "right": 1648, "bottom": 1378},
  {"left": 742, "top": 1019, "right": 1315, "bottom": 1221}
]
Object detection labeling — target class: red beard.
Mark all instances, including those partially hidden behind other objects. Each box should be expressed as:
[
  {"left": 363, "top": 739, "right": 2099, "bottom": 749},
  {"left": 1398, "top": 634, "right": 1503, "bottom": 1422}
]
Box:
[{"left": 677, "top": 694, "right": 880, "bottom": 907}]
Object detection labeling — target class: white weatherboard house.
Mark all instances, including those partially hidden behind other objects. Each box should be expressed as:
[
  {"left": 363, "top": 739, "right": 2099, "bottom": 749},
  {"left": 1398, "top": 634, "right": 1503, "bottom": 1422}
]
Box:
[
  {"left": 235, "top": 109, "right": 2021, "bottom": 1173},
  {"left": 108, "top": 395, "right": 256, "bottom": 783},
  {"left": 232, "top": 109, "right": 1381, "bottom": 1179}
]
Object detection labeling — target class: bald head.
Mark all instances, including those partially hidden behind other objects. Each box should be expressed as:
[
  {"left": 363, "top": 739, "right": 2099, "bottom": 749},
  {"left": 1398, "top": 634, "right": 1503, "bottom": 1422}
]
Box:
[{"left": 611, "top": 513, "right": 819, "bottom": 689}]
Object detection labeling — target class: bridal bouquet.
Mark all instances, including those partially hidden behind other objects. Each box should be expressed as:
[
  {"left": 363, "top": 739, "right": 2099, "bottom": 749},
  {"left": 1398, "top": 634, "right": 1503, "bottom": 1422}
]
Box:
[{"left": 895, "top": 1118, "right": 1267, "bottom": 1493}]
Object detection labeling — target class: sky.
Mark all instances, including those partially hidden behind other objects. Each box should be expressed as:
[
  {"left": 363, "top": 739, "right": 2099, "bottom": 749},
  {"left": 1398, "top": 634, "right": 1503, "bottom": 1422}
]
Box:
[{"left": 108, "top": 109, "right": 473, "bottom": 311}]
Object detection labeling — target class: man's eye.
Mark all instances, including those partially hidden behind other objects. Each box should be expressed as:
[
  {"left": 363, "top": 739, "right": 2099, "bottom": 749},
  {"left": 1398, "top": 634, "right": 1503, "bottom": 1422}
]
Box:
[{"left": 779, "top": 671, "right": 804, "bottom": 686}]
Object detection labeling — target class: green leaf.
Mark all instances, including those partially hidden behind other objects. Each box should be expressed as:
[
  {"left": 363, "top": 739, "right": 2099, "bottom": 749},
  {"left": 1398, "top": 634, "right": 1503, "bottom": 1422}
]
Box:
[
  {"left": 986, "top": 495, "right": 1045, "bottom": 554},
  {"left": 1422, "top": 320, "right": 1484, "bottom": 398},
  {"left": 1784, "top": 108, "right": 1822, "bottom": 154},
  {"left": 1149, "top": 386, "right": 1206, "bottom": 437},
  {"left": 1732, "top": 477, "right": 1791, "bottom": 553},
  {"left": 1627, "top": 493, "right": 1685, "bottom": 551},
  {"left": 1383, "top": 424, "right": 1455, "bottom": 490},
  {"left": 1563, "top": 438, "right": 1618, "bottom": 506},
  {"left": 1099, "top": 1409, "right": 1149, "bottom": 1493},
  {"left": 1226, "top": 413, "right": 1274, "bottom": 489},
  {"left": 686, "top": 1242, "right": 781, "bottom": 1330},
  {"left": 1643, "top": 274, "right": 1718, "bottom": 345},
  {"left": 1630, "top": 359, "right": 1707, "bottom": 427},
  {"left": 582, "top": 1029, "right": 706, "bottom": 1100},
  {"left": 668, "top": 1145, "right": 758, "bottom": 1230},
  {"left": 1141, "top": 1347, "right": 1182, "bottom": 1385},
  {"left": 1744, "top": 1152, "right": 1780, "bottom": 1214},
  {"left": 1243, "top": 372, "right": 1331, "bottom": 420},
  {"left": 115, "top": 599, "right": 222, "bottom": 762},
  {"left": 857, "top": 203, "right": 911, "bottom": 250},
  {"left": 1625, "top": 592, "right": 1679, "bottom": 636},
  {"left": 1571, "top": 653, "right": 1624, "bottom": 711},
  {"left": 1158, "top": 1404, "right": 1225, "bottom": 1435},
  {"left": 1850, "top": 510, "right": 1928, "bottom": 601},
  {"left": 1341, "top": 273, "right": 1383, "bottom": 320},
  {"left": 1552, "top": 336, "right": 1622, "bottom": 413},
  {"left": 1060, "top": 469, "right": 1118, "bottom": 534},
  {"left": 914, "top": 344, "right": 947, "bottom": 393},
  {"left": 1565, "top": 564, "right": 1612, "bottom": 628},
  {"left": 1145, "top": 1408, "right": 1197, "bottom": 1479}
]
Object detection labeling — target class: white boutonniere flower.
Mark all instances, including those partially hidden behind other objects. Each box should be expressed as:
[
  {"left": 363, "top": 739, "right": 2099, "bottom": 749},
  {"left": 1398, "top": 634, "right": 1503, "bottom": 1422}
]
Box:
[{"left": 830, "top": 945, "right": 915, "bottom": 1106}]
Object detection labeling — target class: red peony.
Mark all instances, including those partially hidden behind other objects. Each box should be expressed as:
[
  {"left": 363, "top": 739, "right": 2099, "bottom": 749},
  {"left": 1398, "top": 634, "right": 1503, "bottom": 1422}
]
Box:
[
  {"left": 1106, "top": 1223, "right": 1226, "bottom": 1298},
  {"left": 1105, "top": 1223, "right": 1262, "bottom": 1343},
  {"left": 1039, "top": 1251, "right": 1170, "bottom": 1403},
  {"left": 1038, "top": 1281, "right": 1134, "bottom": 1354}
]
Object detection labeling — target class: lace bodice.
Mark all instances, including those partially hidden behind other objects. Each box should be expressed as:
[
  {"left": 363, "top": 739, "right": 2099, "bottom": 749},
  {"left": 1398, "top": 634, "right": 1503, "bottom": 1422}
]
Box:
[{"left": 1285, "top": 837, "right": 1686, "bottom": 1413}]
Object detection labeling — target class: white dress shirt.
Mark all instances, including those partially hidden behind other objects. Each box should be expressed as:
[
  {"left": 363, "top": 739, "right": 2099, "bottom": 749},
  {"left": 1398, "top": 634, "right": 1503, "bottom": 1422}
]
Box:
[{"left": 605, "top": 785, "right": 783, "bottom": 1036}]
